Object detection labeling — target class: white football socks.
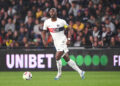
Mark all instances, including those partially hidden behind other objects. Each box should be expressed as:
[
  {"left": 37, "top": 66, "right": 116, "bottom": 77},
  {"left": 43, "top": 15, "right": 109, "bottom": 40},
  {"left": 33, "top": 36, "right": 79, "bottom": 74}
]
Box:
[
  {"left": 56, "top": 59, "right": 62, "bottom": 78},
  {"left": 68, "top": 59, "right": 82, "bottom": 74}
]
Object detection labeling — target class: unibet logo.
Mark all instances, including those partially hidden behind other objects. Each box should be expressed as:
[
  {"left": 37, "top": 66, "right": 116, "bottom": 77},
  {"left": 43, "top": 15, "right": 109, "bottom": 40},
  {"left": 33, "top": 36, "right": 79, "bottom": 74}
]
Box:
[{"left": 61, "top": 54, "right": 108, "bottom": 66}]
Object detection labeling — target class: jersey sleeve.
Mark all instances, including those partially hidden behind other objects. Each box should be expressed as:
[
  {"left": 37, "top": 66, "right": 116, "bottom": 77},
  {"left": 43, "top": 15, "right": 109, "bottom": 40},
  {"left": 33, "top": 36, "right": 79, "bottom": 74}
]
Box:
[
  {"left": 43, "top": 20, "right": 48, "bottom": 30},
  {"left": 63, "top": 20, "right": 68, "bottom": 29}
]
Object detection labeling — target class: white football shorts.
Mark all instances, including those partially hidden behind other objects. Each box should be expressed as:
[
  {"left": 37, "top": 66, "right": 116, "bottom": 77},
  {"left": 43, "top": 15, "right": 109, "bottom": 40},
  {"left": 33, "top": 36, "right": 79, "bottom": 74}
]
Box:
[{"left": 54, "top": 39, "right": 69, "bottom": 53}]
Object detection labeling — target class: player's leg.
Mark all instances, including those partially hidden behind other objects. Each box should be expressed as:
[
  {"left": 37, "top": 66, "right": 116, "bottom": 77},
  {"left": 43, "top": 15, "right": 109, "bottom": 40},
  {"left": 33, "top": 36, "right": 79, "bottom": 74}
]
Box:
[
  {"left": 63, "top": 53, "right": 82, "bottom": 73},
  {"left": 63, "top": 53, "right": 85, "bottom": 79},
  {"left": 55, "top": 51, "right": 64, "bottom": 80}
]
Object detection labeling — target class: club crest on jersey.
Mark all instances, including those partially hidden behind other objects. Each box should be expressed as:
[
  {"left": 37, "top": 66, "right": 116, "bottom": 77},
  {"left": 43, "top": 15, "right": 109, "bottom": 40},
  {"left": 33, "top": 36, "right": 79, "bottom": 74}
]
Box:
[{"left": 57, "top": 24, "right": 60, "bottom": 27}]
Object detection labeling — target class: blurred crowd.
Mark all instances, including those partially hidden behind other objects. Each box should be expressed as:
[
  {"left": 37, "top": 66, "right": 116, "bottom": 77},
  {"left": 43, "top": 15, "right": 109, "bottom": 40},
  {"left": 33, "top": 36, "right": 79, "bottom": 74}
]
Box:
[{"left": 0, "top": 0, "right": 120, "bottom": 49}]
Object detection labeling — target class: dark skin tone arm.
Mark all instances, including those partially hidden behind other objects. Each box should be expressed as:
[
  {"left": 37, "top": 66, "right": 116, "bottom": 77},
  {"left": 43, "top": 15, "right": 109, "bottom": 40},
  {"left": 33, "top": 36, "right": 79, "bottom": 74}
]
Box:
[
  {"left": 41, "top": 30, "right": 47, "bottom": 47},
  {"left": 66, "top": 27, "right": 71, "bottom": 45}
]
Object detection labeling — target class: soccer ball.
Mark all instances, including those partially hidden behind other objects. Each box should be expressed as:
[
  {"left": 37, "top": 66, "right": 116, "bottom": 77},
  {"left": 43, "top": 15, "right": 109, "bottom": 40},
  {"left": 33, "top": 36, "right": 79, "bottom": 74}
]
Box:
[{"left": 23, "top": 71, "right": 32, "bottom": 80}]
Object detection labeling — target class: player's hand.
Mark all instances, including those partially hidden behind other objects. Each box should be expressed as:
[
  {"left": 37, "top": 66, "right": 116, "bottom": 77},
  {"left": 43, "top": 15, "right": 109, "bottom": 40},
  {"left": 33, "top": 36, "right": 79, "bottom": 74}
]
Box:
[
  {"left": 43, "top": 40, "right": 47, "bottom": 47},
  {"left": 66, "top": 40, "right": 70, "bottom": 45}
]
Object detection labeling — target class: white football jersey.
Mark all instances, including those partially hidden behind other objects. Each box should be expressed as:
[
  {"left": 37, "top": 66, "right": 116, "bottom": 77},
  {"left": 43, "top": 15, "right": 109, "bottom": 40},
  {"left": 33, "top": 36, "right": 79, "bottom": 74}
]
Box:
[{"left": 43, "top": 18, "right": 68, "bottom": 42}]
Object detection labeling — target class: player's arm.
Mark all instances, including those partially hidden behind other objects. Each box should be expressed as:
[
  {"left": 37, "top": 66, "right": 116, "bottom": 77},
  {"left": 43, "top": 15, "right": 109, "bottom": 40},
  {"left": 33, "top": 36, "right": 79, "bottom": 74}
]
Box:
[
  {"left": 66, "top": 26, "right": 71, "bottom": 45},
  {"left": 41, "top": 20, "right": 48, "bottom": 47},
  {"left": 41, "top": 30, "right": 47, "bottom": 47},
  {"left": 64, "top": 23, "right": 71, "bottom": 45}
]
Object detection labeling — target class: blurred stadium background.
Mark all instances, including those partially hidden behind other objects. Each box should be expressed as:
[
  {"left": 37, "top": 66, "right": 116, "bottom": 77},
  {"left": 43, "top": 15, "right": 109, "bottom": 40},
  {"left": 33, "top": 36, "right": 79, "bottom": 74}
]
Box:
[{"left": 0, "top": 0, "right": 120, "bottom": 86}]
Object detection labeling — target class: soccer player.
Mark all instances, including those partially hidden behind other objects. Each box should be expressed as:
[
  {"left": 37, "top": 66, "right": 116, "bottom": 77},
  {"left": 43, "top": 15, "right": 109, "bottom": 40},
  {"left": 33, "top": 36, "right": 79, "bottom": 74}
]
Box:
[{"left": 42, "top": 8, "right": 85, "bottom": 80}]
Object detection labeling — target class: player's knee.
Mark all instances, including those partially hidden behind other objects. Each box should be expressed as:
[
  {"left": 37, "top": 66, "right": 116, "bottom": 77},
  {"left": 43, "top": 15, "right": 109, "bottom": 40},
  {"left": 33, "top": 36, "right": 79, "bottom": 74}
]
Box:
[
  {"left": 63, "top": 56, "right": 70, "bottom": 62},
  {"left": 55, "top": 56, "right": 61, "bottom": 60},
  {"left": 56, "top": 58, "right": 60, "bottom": 61},
  {"left": 64, "top": 58, "right": 70, "bottom": 62}
]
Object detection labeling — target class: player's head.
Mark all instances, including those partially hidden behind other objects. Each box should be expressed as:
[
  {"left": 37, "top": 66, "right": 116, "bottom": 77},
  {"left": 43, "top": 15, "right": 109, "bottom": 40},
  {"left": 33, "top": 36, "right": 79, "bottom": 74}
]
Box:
[{"left": 49, "top": 8, "right": 57, "bottom": 18}]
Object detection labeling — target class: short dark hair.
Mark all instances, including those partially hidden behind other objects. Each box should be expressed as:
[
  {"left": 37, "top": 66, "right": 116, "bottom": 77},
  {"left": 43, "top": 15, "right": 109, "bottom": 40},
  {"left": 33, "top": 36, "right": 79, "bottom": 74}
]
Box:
[{"left": 50, "top": 8, "right": 57, "bottom": 12}]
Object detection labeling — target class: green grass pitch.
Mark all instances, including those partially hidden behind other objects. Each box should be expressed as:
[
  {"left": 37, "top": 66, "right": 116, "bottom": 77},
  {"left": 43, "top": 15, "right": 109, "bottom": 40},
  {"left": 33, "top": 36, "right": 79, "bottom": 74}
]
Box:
[{"left": 0, "top": 71, "right": 120, "bottom": 86}]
